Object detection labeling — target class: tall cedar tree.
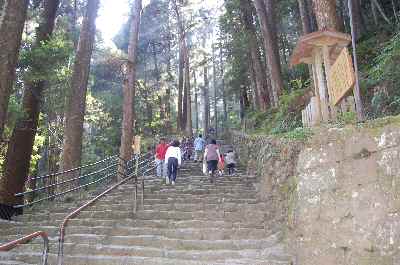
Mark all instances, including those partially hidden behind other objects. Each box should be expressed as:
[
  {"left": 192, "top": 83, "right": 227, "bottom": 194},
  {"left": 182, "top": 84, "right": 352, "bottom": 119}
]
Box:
[
  {"left": 119, "top": 0, "right": 142, "bottom": 170},
  {"left": 297, "top": 0, "right": 313, "bottom": 34},
  {"left": 202, "top": 46, "right": 210, "bottom": 136},
  {"left": 253, "top": 0, "right": 283, "bottom": 107},
  {"left": 212, "top": 44, "right": 218, "bottom": 136},
  {"left": 1, "top": 0, "right": 60, "bottom": 206},
  {"left": 184, "top": 45, "right": 193, "bottom": 136},
  {"left": 172, "top": 0, "right": 186, "bottom": 131},
  {"left": 0, "top": 0, "right": 29, "bottom": 139},
  {"left": 240, "top": 0, "right": 271, "bottom": 111},
  {"left": 61, "top": 0, "right": 100, "bottom": 174}
]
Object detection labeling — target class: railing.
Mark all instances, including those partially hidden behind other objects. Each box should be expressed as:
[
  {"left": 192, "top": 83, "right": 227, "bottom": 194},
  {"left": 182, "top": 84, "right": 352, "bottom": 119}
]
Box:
[
  {"left": 0, "top": 152, "right": 156, "bottom": 265},
  {"left": 0, "top": 231, "right": 49, "bottom": 265},
  {"left": 57, "top": 157, "right": 156, "bottom": 265},
  {"left": 14, "top": 153, "right": 152, "bottom": 209}
]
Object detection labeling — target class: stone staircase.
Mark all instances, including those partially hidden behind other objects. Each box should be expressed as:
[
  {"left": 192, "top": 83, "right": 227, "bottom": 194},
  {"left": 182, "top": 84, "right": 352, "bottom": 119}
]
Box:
[{"left": 0, "top": 161, "right": 291, "bottom": 265}]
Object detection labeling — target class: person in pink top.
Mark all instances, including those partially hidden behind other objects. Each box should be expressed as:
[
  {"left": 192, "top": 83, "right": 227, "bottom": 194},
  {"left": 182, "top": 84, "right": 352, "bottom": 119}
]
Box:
[
  {"left": 204, "top": 139, "right": 222, "bottom": 182},
  {"left": 155, "top": 138, "right": 169, "bottom": 178}
]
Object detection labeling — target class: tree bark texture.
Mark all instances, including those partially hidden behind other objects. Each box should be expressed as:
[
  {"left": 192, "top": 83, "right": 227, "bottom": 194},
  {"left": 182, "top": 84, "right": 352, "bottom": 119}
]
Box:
[
  {"left": 212, "top": 44, "right": 218, "bottom": 137},
  {"left": 61, "top": 0, "right": 100, "bottom": 174},
  {"left": 119, "top": 0, "right": 142, "bottom": 168},
  {"left": 240, "top": 0, "right": 271, "bottom": 111},
  {"left": 0, "top": 0, "right": 29, "bottom": 139},
  {"left": 249, "top": 59, "right": 261, "bottom": 109},
  {"left": 1, "top": 0, "right": 60, "bottom": 206},
  {"left": 165, "top": 19, "right": 173, "bottom": 133},
  {"left": 184, "top": 44, "right": 192, "bottom": 136},
  {"left": 297, "top": 0, "right": 313, "bottom": 34},
  {"left": 350, "top": 0, "right": 364, "bottom": 40},
  {"left": 193, "top": 71, "right": 199, "bottom": 132},
  {"left": 220, "top": 44, "right": 227, "bottom": 125},
  {"left": 172, "top": 0, "right": 185, "bottom": 132},
  {"left": 253, "top": 0, "right": 283, "bottom": 107},
  {"left": 203, "top": 65, "right": 210, "bottom": 137},
  {"left": 311, "top": 0, "right": 338, "bottom": 30}
]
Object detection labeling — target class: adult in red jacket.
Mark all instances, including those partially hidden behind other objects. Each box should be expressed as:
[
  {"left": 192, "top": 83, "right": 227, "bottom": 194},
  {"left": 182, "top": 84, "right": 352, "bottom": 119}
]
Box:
[{"left": 155, "top": 138, "right": 169, "bottom": 178}]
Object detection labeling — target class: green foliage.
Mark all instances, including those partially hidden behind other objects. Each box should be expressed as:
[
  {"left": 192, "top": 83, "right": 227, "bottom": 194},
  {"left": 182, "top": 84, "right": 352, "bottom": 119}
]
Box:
[
  {"left": 289, "top": 78, "right": 310, "bottom": 91},
  {"left": 281, "top": 127, "right": 313, "bottom": 141},
  {"left": 336, "top": 111, "right": 357, "bottom": 127},
  {"left": 246, "top": 89, "right": 307, "bottom": 135},
  {"left": 363, "top": 31, "right": 400, "bottom": 118},
  {"left": 369, "top": 32, "right": 400, "bottom": 84},
  {"left": 19, "top": 33, "right": 73, "bottom": 83}
]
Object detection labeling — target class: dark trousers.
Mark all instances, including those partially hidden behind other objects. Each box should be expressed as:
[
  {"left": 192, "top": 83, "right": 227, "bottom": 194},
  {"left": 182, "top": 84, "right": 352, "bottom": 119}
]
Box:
[
  {"left": 167, "top": 157, "right": 178, "bottom": 181},
  {"left": 227, "top": 163, "right": 235, "bottom": 175},
  {"left": 207, "top": 160, "right": 218, "bottom": 174}
]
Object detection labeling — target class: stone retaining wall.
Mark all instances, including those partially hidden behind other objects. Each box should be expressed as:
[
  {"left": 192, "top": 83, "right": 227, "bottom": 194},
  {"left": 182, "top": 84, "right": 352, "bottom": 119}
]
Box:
[{"left": 228, "top": 117, "right": 400, "bottom": 265}]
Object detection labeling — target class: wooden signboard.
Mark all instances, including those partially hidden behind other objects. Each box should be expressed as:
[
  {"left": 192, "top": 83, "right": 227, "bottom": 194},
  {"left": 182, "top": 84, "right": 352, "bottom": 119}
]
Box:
[
  {"left": 132, "top": 136, "right": 141, "bottom": 155},
  {"left": 328, "top": 48, "right": 356, "bottom": 106}
]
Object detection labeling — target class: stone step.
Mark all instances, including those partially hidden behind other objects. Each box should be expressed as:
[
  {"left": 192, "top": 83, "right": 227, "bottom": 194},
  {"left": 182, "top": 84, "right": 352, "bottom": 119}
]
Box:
[
  {"left": 5, "top": 233, "right": 281, "bottom": 253},
  {"left": 0, "top": 160, "right": 289, "bottom": 265},
  {"left": 0, "top": 252, "right": 291, "bottom": 265},
  {"left": 0, "top": 226, "right": 272, "bottom": 242}
]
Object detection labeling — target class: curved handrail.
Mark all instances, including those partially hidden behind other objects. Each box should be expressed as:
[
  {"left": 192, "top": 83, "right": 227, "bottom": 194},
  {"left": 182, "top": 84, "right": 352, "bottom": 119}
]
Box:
[
  {"left": 56, "top": 175, "right": 135, "bottom": 265},
  {"left": 0, "top": 231, "right": 49, "bottom": 265},
  {"left": 57, "top": 161, "right": 157, "bottom": 265}
]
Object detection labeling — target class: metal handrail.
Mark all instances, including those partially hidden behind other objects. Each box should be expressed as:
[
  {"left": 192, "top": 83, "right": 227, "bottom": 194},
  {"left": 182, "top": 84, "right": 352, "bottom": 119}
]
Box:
[
  {"left": 0, "top": 231, "right": 49, "bottom": 265},
  {"left": 15, "top": 163, "right": 119, "bottom": 197},
  {"left": 57, "top": 158, "right": 156, "bottom": 265},
  {"left": 15, "top": 153, "right": 151, "bottom": 209},
  {"left": 15, "top": 171, "right": 117, "bottom": 208},
  {"left": 27, "top": 155, "right": 118, "bottom": 182}
]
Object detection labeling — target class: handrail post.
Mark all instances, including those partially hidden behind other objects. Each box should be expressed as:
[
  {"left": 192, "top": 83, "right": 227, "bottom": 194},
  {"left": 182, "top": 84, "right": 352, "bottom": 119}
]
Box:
[
  {"left": 141, "top": 171, "right": 145, "bottom": 209},
  {"left": 42, "top": 234, "right": 49, "bottom": 265}
]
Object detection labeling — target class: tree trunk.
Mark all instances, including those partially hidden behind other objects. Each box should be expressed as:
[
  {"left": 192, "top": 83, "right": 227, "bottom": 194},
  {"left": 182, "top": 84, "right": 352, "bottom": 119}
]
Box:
[
  {"left": 349, "top": 0, "right": 364, "bottom": 40},
  {"left": 1, "top": 0, "right": 60, "bottom": 206},
  {"left": 119, "top": 0, "right": 142, "bottom": 171},
  {"left": 165, "top": 17, "right": 173, "bottom": 133},
  {"left": 220, "top": 43, "right": 227, "bottom": 126},
  {"left": 182, "top": 45, "right": 187, "bottom": 131},
  {"left": 184, "top": 44, "right": 192, "bottom": 136},
  {"left": 172, "top": 0, "right": 185, "bottom": 132},
  {"left": 193, "top": 71, "right": 199, "bottom": 133},
  {"left": 212, "top": 44, "right": 218, "bottom": 137},
  {"left": 249, "top": 59, "right": 260, "bottom": 109},
  {"left": 336, "top": 0, "right": 346, "bottom": 32},
  {"left": 297, "top": 0, "right": 313, "bottom": 34},
  {"left": 371, "top": 0, "right": 391, "bottom": 25},
  {"left": 177, "top": 41, "right": 184, "bottom": 131},
  {"left": 203, "top": 65, "right": 210, "bottom": 137},
  {"left": 152, "top": 43, "right": 164, "bottom": 121},
  {"left": 61, "top": 0, "right": 100, "bottom": 176},
  {"left": 0, "top": 0, "right": 29, "bottom": 139},
  {"left": 311, "top": 0, "right": 338, "bottom": 29},
  {"left": 254, "top": 0, "right": 283, "bottom": 107},
  {"left": 241, "top": 0, "right": 271, "bottom": 111}
]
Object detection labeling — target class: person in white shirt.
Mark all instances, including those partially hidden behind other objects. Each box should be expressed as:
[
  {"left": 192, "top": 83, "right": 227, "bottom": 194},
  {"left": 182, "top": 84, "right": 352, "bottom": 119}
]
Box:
[{"left": 164, "top": 140, "right": 182, "bottom": 185}]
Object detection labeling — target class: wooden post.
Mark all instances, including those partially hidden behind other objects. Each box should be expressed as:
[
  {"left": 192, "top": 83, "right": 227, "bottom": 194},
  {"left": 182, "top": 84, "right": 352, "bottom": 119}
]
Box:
[
  {"left": 311, "top": 65, "right": 322, "bottom": 124},
  {"left": 313, "top": 49, "right": 329, "bottom": 122}
]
